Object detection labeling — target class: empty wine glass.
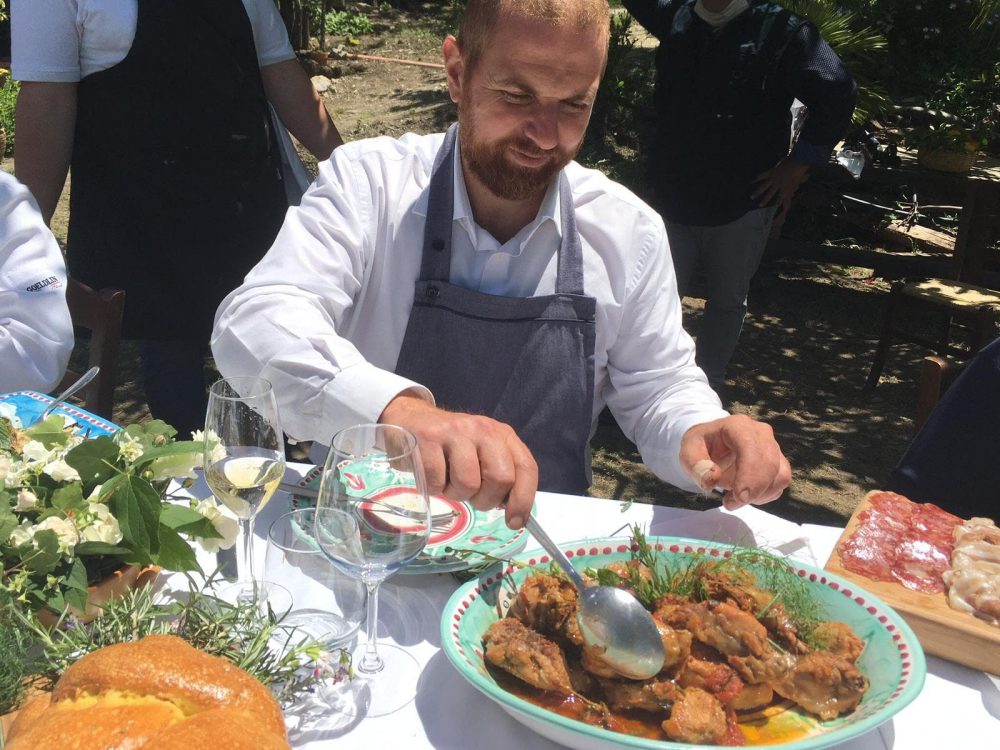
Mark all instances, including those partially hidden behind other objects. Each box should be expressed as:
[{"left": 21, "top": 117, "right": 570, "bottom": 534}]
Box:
[
  {"left": 204, "top": 376, "right": 285, "bottom": 603},
  {"left": 313, "top": 423, "right": 430, "bottom": 717},
  {"left": 265, "top": 508, "right": 366, "bottom": 648}
]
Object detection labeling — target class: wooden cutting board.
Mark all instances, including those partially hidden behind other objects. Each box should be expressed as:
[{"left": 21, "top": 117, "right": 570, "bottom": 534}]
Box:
[{"left": 824, "top": 494, "right": 1000, "bottom": 676}]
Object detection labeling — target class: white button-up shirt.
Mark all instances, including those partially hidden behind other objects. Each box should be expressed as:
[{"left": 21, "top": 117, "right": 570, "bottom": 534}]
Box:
[{"left": 211, "top": 132, "right": 726, "bottom": 492}]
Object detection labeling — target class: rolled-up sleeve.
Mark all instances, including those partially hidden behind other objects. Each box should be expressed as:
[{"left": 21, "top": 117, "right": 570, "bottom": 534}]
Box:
[{"left": 0, "top": 174, "right": 74, "bottom": 392}]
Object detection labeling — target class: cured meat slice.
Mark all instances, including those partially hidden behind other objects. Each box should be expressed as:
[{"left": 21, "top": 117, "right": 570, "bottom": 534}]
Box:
[
  {"left": 890, "top": 536, "right": 951, "bottom": 593},
  {"left": 865, "top": 491, "right": 916, "bottom": 521},
  {"left": 838, "top": 534, "right": 895, "bottom": 582}
]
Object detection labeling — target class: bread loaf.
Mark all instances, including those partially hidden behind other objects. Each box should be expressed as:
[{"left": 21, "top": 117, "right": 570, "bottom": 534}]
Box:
[{"left": 5, "top": 634, "right": 290, "bottom": 749}]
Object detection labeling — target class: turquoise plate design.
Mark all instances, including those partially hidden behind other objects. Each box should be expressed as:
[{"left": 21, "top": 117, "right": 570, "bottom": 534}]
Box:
[
  {"left": 0, "top": 390, "right": 118, "bottom": 437},
  {"left": 441, "top": 536, "right": 926, "bottom": 750},
  {"left": 290, "top": 465, "right": 529, "bottom": 574}
]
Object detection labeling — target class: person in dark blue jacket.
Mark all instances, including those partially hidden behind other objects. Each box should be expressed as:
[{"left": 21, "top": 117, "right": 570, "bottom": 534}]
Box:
[
  {"left": 623, "top": 0, "right": 856, "bottom": 391},
  {"left": 887, "top": 337, "right": 1000, "bottom": 522}
]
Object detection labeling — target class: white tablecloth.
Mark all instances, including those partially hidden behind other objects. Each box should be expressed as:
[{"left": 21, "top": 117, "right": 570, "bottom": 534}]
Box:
[{"left": 184, "top": 466, "right": 1000, "bottom": 749}]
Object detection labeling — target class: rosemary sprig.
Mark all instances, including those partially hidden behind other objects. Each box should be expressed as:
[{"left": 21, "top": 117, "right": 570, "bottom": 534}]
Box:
[{"left": 10, "top": 569, "right": 351, "bottom": 708}]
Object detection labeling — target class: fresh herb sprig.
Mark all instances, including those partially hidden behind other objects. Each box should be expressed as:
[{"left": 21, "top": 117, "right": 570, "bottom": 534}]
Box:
[{"left": 11, "top": 570, "right": 351, "bottom": 707}]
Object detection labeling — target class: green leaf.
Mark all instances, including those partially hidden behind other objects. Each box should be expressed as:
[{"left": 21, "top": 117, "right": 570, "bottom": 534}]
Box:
[
  {"left": 51, "top": 484, "right": 86, "bottom": 512},
  {"left": 131, "top": 441, "right": 204, "bottom": 469},
  {"left": 23, "top": 414, "right": 73, "bottom": 447},
  {"left": 104, "top": 474, "right": 162, "bottom": 556},
  {"left": 151, "top": 525, "right": 201, "bottom": 572},
  {"left": 160, "top": 505, "right": 221, "bottom": 538},
  {"left": 0, "top": 416, "right": 12, "bottom": 452},
  {"left": 65, "top": 436, "right": 120, "bottom": 487},
  {"left": 0, "top": 502, "right": 16, "bottom": 544},
  {"left": 23, "top": 530, "right": 61, "bottom": 573}
]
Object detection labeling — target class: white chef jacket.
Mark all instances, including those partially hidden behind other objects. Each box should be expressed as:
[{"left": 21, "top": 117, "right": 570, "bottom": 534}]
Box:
[
  {"left": 11, "top": 0, "right": 294, "bottom": 82},
  {"left": 211, "top": 132, "right": 727, "bottom": 493},
  {"left": 0, "top": 173, "right": 74, "bottom": 392}
]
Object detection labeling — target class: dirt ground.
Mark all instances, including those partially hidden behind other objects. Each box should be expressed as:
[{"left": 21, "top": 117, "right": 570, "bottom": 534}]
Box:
[{"left": 37, "top": 4, "right": 967, "bottom": 528}]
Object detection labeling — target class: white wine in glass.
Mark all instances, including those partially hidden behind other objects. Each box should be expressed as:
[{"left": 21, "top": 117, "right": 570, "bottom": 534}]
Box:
[{"left": 204, "top": 376, "right": 285, "bottom": 602}]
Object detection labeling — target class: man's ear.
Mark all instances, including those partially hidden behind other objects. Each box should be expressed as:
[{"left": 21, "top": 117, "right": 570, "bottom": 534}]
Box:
[{"left": 442, "top": 35, "right": 463, "bottom": 105}]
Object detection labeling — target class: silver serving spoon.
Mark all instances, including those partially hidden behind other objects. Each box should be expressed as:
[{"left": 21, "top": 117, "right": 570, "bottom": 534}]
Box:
[
  {"left": 524, "top": 515, "right": 665, "bottom": 680},
  {"left": 40, "top": 366, "right": 100, "bottom": 421}
]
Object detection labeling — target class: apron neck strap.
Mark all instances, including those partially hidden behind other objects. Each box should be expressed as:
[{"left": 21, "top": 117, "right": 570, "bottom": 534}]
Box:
[{"left": 420, "top": 124, "right": 585, "bottom": 295}]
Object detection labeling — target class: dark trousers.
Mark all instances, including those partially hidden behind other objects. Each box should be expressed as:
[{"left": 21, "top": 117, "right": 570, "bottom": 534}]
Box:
[
  {"left": 139, "top": 339, "right": 209, "bottom": 440},
  {"left": 887, "top": 336, "right": 1000, "bottom": 521}
]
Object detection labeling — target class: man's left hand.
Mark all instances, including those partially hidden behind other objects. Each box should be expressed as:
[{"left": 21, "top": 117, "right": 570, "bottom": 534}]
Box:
[
  {"left": 680, "top": 414, "right": 791, "bottom": 510},
  {"left": 751, "top": 159, "right": 809, "bottom": 217}
]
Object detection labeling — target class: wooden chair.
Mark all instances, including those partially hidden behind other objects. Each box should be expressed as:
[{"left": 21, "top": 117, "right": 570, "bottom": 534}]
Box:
[
  {"left": 55, "top": 279, "right": 125, "bottom": 420},
  {"left": 914, "top": 354, "right": 963, "bottom": 432},
  {"left": 865, "top": 178, "right": 1000, "bottom": 389}
]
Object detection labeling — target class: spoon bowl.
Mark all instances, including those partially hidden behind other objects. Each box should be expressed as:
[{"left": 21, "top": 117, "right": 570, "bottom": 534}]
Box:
[{"left": 524, "top": 515, "right": 664, "bottom": 680}]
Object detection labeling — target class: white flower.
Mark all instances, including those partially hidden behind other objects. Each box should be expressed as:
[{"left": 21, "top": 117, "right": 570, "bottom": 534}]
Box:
[
  {"left": 33, "top": 516, "right": 80, "bottom": 556},
  {"left": 43, "top": 459, "right": 81, "bottom": 483},
  {"left": 193, "top": 429, "right": 227, "bottom": 467},
  {"left": 116, "top": 433, "right": 145, "bottom": 463},
  {"left": 15, "top": 489, "right": 39, "bottom": 510},
  {"left": 79, "top": 503, "right": 123, "bottom": 545},
  {"left": 0, "top": 456, "right": 12, "bottom": 481},
  {"left": 9, "top": 521, "right": 34, "bottom": 548},
  {"left": 86, "top": 484, "right": 104, "bottom": 503},
  {"left": 193, "top": 498, "right": 239, "bottom": 553},
  {"left": 21, "top": 440, "right": 54, "bottom": 463}
]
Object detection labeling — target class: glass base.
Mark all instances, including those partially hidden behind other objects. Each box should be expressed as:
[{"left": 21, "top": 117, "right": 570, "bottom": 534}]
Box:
[
  {"left": 281, "top": 610, "right": 361, "bottom": 649},
  {"left": 352, "top": 642, "right": 422, "bottom": 718},
  {"left": 218, "top": 580, "right": 293, "bottom": 618}
]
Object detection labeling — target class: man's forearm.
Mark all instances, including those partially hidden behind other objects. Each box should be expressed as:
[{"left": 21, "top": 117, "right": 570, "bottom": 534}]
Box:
[
  {"left": 262, "top": 59, "right": 343, "bottom": 161},
  {"left": 14, "top": 82, "right": 77, "bottom": 225}
]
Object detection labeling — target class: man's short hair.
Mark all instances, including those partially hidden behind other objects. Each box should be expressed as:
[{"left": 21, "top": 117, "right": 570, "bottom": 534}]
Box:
[{"left": 457, "top": 0, "right": 611, "bottom": 77}]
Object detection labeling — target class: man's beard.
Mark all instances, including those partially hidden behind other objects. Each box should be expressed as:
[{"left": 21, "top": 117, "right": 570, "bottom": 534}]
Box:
[{"left": 460, "top": 115, "right": 577, "bottom": 202}]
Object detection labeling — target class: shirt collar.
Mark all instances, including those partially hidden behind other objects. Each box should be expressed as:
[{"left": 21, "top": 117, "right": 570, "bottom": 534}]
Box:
[{"left": 414, "top": 133, "right": 564, "bottom": 250}]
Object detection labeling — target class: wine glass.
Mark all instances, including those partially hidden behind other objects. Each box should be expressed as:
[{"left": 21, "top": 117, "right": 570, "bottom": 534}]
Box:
[
  {"left": 204, "top": 376, "right": 286, "bottom": 603},
  {"left": 313, "top": 423, "right": 430, "bottom": 717},
  {"left": 265, "top": 508, "right": 366, "bottom": 647}
]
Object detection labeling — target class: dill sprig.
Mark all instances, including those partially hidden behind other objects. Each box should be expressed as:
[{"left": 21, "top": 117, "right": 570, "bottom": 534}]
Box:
[
  {"left": 0, "top": 600, "right": 34, "bottom": 715},
  {"left": 10, "top": 569, "right": 351, "bottom": 708}
]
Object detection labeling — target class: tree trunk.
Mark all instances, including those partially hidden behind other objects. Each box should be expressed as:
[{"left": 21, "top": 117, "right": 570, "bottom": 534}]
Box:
[{"left": 277, "top": 0, "right": 311, "bottom": 51}]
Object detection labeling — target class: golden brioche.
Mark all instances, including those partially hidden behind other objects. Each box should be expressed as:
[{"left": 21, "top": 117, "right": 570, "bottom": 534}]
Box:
[{"left": 5, "top": 634, "right": 290, "bottom": 750}]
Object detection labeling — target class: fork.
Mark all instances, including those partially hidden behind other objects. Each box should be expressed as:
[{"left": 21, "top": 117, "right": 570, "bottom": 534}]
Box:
[{"left": 277, "top": 481, "right": 459, "bottom": 524}]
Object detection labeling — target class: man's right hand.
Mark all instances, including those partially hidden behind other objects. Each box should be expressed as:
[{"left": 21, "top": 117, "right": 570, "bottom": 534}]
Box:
[{"left": 378, "top": 394, "right": 537, "bottom": 529}]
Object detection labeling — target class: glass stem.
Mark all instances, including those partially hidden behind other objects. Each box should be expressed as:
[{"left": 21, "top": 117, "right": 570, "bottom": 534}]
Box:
[
  {"left": 240, "top": 516, "right": 256, "bottom": 585},
  {"left": 359, "top": 581, "right": 384, "bottom": 675}
]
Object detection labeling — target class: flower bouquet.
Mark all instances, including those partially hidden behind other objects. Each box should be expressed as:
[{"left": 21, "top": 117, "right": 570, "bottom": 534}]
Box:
[{"left": 0, "top": 412, "right": 237, "bottom": 617}]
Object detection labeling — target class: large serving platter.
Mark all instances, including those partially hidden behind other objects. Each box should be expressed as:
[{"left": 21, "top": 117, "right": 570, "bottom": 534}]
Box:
[
  {"left": 442, "top": 536, "right": 926, "bottom": 750},
  {"left": 0, "top": 390, "right": 118, "bottom": 437},
  {"left": 290, "top": 465, "right": 529, "bottom": 574}
]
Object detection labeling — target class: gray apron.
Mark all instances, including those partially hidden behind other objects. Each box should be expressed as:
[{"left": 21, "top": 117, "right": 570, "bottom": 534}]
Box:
[{"left": 394, "top": 125, "right": 597, "bottom": 494}]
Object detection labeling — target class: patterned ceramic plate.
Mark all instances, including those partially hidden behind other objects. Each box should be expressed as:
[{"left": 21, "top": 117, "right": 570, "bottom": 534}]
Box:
[
  {"left": 0, "top": 390, "right": 118, "bottom": 437},
  {"left": 289, "top": 465, "right": 529, "bottom": 574},
  {"left": 442, "top": 536, "right": 926, "bottom": 750}
]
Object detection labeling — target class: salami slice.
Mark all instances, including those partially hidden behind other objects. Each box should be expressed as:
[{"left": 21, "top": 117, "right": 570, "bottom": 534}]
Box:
[{"left": 890, "top": 535, "right": 951, "bottom": 593}]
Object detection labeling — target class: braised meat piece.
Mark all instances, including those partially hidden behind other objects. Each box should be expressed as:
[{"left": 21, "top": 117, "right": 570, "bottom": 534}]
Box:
[
  {"left": 699, "top": 566, "right": 809, "bottom": 654},
  {"left": 769, "top": 650, "right": 869, "bottom": 720},
  {"left": 662, "top": 687, "right": 728, "bottom": 745},
  {"left": 666, "top": 601, "right": 769, "bottom": 661},
  {"left": 676, "top": 656, "right": 744, "bottom": 703},
  {"left": 811, "top": 621, "right": 866, "bottom": 663},
  {"left": 599, "top": 677, "right": 679, "bottom": 713},
  {"left": 484, "top": 618, "right": 574, "bottom": 694},
  {"left": 508, "top": 573, "right": 583, "bottom": 646},
  {"left": 654, "top": 614, "right": 693, "bottom": 671}
]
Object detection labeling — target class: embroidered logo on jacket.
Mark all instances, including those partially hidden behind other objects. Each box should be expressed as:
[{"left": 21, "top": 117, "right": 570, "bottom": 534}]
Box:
[{"left": 25, "top": 277, "right": 61, "bottom": 292}]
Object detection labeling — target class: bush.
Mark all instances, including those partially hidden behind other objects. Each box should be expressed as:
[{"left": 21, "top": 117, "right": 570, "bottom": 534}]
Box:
[
  {"left": 325, "top": 10, "right": 374, "bottom": 37},
  {"left": 0, "top": 75, "right": 19, "bottom": 156}
]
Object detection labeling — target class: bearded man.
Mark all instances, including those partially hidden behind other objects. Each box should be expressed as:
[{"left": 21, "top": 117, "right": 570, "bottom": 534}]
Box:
[{"left": 212, "top": 0, "right": 791, "bottom": 528}]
